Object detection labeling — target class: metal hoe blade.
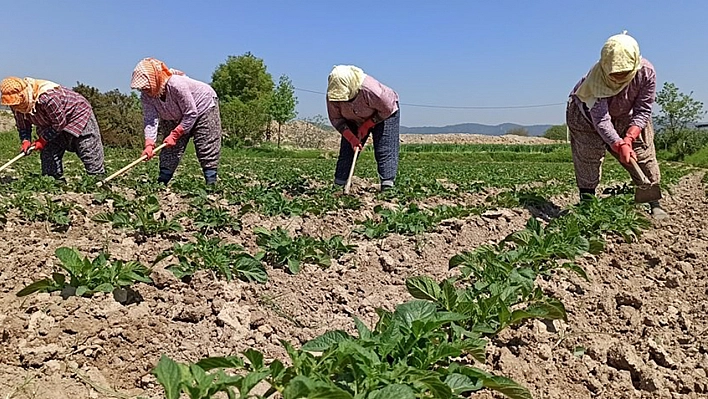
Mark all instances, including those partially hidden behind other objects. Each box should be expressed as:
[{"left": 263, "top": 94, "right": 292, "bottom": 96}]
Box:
[{"left": 630, "top": 159, "right": 662, "bottom": 203}]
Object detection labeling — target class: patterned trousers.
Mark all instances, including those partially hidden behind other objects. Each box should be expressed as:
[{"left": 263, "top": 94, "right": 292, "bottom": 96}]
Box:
[
  {"left": 334, "top": 109, "right": 400, "bottom": 187},
  {"left": 566, "top": 101, "right": 661, "bottom": 190},
  {"left": 158, "top": 101, "right": 222, "bottom": 174},
  {"left": 41, "top": 113, "right": 105, "bottom": 178}
]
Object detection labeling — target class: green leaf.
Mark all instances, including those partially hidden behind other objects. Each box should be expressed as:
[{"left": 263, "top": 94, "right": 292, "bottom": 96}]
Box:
[
  {"left": 444, "top": 373, "right": 483, "bottom": 395},
  {"left": 562, "top": 262, "right": 589, "bottom": 281},
  {"left": 16, "top": 278, "right": 57, "bottom": 297},
  {"left": 393, "top": 300, "right": 438, "bottom": 327},
  {"left": 456, "top": 367, "right": 532, "bottom": 399},
  {"left": 368, "top": 384, "right": 415, "bottom": 399},
  {"left": 243, "top": 348, "right": 264, "bottom": 370},
  {"left": 195, "top": 356, "right": 245, "bottom": 371},
  {"left": 153, "top": 355, "right": 183, "bottom": 399},
  {"left": 55, "top": 247, "right": 83, "bottom": 271},
  {"left": 308, "top": 386, "right": 354, "bottom": 399},
  {"left": 301, "top": 330, "right": 352, "bottom": 352},
  {"left": 94, "top": 283, "right": 114, "bottom": 293},
  {"left": 75, "top": 285, "right": 89, "bottom": 297},
  {"left": 353, "top": 317, "right": 372, "bottom": 340},
  {"left": 287, "top": 258, "right": 301, "bottom": 274},
  {"left": 52, "top": 272, "right": 66, "bottom": 287},
  {"left": 405, "top": 276, "right": 443, "bottom": 302},
  {"left": 282, "top": 375, "right": 315, "bottom": 399}
]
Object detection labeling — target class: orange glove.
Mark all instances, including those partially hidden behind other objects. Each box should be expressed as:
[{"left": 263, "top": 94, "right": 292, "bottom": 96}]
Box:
[
  {"left": 357, "top": 119, "right": 376, "bottom": 139},
  {"left": 164, "top": 125, "right": 185, "bottom": 147},
  {"left": 611, "top": 140, "right": 637, "bottom": 165},
  {"left": 342, "top": 128, "right": 362, "bottom": 151},
  {"left": 142, "top": 138, "right": 156, "bottom": 160},
  {"left": 20, "top": 140, "right": 32, "bottom": 155},
  {"left": 31, "top": 137, "right": 47, "bottom": 152},
  {"left": 623, "top": 125, "right": 641, "bottom": 146}
]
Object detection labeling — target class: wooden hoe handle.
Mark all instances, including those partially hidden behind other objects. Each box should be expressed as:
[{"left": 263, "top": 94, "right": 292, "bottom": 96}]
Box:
[
  {"left": 97, "top": 143, "right": 168, "bottom": 187},
  {"left": 343, "top": 147, "right": 361, "bottom": 195}
]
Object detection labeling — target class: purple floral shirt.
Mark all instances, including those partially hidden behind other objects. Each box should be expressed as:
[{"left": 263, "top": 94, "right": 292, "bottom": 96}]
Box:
[
  {"left": 141, "top": 75, "right": 217, "bottom": 141},
  {"left": 327, "top": 75, "right": 399, "bottom": 133},
  {"left": 571, "top": 58, "right": 656, "bottom": 145}
]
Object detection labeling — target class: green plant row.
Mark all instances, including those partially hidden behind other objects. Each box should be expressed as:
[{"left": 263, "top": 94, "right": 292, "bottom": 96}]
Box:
[{"left": 151, "top": 193, "right": 651, "bottom": 399}]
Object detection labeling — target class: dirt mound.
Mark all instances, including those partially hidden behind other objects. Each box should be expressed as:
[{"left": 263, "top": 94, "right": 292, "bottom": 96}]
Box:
[
  {"left": 0, "top": 110, "right": 15, "bottom": 133},
  {"left": 400, "top": 133, "right": 560, "bottom": 145},
  {"left": 276, "top": 120, "right": 561, "bottom": 150}
]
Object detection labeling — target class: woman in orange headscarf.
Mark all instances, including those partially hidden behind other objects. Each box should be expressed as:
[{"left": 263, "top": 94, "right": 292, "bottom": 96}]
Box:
[
  {"left": 0, "top": 76, "right": 105, "bottom": 179},
  {"left": 131, "top": 58, "right": 221, "bottom": 185}
]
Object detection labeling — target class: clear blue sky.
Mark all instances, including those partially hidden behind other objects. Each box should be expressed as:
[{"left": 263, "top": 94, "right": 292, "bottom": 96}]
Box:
[{"left": 1, "top": 0, "right": 706, "bottom": 127}]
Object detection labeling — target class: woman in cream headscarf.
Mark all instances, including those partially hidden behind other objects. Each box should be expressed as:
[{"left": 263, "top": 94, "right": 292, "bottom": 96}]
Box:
[
  {"left": 0, "top": 76, "right": 105, "bottom": 179},
  {"left": 567, "top": 32, "right": 667, "bottom": 220},
  {"left": 326, "top": 65, "right": 400, "bottom": 192},
  {"left": 131, "top": 57, "right": 221, "bottom": 185}
]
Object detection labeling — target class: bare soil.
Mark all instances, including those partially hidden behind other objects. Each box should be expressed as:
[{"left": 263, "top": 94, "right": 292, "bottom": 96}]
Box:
[{"left": 0, "top": 172, "right": 706, "bottom": 399}]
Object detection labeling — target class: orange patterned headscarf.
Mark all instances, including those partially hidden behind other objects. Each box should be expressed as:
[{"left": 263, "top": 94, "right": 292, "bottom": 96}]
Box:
[
  {"left": 1, "top": 76, "right": 59, "bottom": 114},
  {"left": 130, "top": 58, "right": 176, "bottom": 98}
]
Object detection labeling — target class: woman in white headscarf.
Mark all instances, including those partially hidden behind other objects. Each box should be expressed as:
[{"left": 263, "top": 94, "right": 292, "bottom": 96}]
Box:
[
  {"left": 326, "top": 65, "right": 400, "bottom": 192},
  {"left": 567, "top": 32, "right": 667, "bottom": 220}
]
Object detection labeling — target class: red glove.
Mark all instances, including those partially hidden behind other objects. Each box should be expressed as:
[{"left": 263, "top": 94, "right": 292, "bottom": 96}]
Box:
[
  {"left": 31, "top": 137, "right": 47, "bottom": 152},
  {"left": 623, "top": 125, "right": 641, "bottom": 146},
  {"left": 342, "top": 128, "right": 362, "bottom": 151},
  {"left": 163, "top": 125, "right": 185, "bottom": 147},
  {"left": 20, "top": 140, "right": 32, "bottom": 155},
  {"left": 142, "top": 138, "right": 156, "bottom": 160},
  {"left": 611, "top": 140, "right": 637, "bottom": 165},
  {"left": 357, "top": 119, "right": 376, "bottom": 139}
]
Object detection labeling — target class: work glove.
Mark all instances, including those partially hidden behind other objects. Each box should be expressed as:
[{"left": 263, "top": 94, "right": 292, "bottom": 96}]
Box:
[
  {"left": 20, "top": 140, "right": 33, "bottom": 155},
  {"left": 611, "top": 140, "right": 637, "bottom": 165},
  {"left": 31, "top": 137, "right": 47, "bottom": 152},
  {"left": 357, "top": 119, "right": 376, "bottom": 139},
  {"left": 623, "top": 125, "right": 641, "bottom": 146},
  {"left": 163, "top": 125, "right": 185, "bottom": 147},
  {"left": 142, "top": 138, "right": 156, "bottom": 160},
  {"left": 342, "top": 128, "right": 362, "bottom": 151}
]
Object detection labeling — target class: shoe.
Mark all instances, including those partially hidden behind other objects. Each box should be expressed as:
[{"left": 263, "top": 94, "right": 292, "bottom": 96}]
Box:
[{"left": 651, "top": 206, "right": 669, "bottom": 221}]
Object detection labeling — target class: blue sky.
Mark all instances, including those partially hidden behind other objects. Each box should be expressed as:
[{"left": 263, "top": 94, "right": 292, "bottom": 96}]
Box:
[{"left": 1, "top": 0, "right": 706, "bottom": 127}]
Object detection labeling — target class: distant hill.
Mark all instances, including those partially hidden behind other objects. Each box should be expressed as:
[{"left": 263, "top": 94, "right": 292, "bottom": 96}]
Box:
[{"left": 400, "top": 122, "right": 553, "bottom": 137}]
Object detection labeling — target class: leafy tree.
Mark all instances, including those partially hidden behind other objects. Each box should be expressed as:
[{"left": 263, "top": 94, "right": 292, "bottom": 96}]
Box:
[
  {"left": 654, "top": 82, "right": 708, "bottom": 159},
  {"left": 220, "top": 97, "right": 271, "bottom": 146},
  {"left": 211, "top": 53, "right": 274, "bottom": 102},
  {"left": 542, "top": 124, "right": 567, "bottom": 141},
  {"left": 270, "top": 75, "right": 298, "bottom": 147},
  {"left": 211, "top": 53, "right": 274, "bottom": 145},
  {"left": 73, "top": 83, "right": 143, "bottom": 148},
  {"left": 655, "top": 82, "right": 705, "bottom": 133},
  {"left": 506, "top": 127, "right": 529, "bottom": 137}
]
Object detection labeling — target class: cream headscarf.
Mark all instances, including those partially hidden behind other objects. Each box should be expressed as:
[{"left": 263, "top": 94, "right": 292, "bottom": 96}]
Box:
[
  {"left": 327, "top": 65, "right": 366, "bottom": 101},
  {"left": 0, "top": 77, "right": 60, "bottom": 114},
  {"left": 575, "top": 32, "right": 642, "bottom": 109}
]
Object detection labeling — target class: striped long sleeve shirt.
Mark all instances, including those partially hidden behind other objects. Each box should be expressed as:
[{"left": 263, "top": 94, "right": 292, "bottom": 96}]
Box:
[
  {"left": 13, "top": 87, "right": 93, "bottom": 142},
  {"left": 141, "top": 75, "right": 217, "bottom": 141},
  {"left": 570, "top": 58, "right": 656, "bottom": 145}
]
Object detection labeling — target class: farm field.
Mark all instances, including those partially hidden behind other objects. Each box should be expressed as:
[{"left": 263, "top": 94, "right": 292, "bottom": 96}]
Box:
[{"left": 0, "top": 134, "right": 706, "bottom": 399}]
